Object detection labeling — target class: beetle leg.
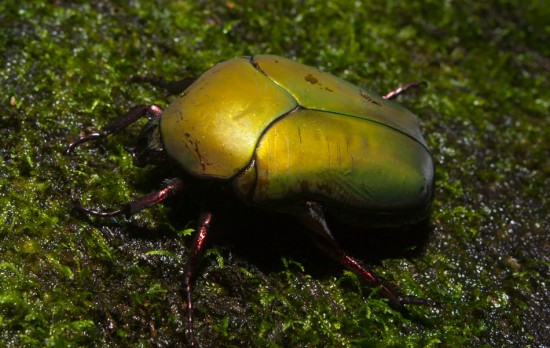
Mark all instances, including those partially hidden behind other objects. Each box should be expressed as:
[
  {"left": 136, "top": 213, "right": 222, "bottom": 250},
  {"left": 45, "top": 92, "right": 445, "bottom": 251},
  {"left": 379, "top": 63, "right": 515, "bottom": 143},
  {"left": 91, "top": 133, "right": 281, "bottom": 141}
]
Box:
[
  {"left": 183, "top": 212, "right": 212, "bottom": 347},
  {"left": 65, "top": 104, "right": 163, "bottom": 154},
  {"left": 383, "top": 81, "right": 427, "bottom": 100},
  {"left": 293, "top": 201, "right": 434, "bottom": 309},
  {"left": 77, "top": 178, "right": 184, "bottom": 217}
]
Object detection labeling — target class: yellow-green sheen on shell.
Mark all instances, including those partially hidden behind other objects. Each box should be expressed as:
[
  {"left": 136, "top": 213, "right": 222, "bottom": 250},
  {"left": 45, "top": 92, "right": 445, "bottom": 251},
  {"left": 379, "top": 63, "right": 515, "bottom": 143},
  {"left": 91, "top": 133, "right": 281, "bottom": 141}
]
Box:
[
  {"left": 160, "top": 57, "right": 297, "bottom": 178},
  {"left": 160, "top": 55, "right": 433, "bottom": 217},
  {"left": 249, "top": 110, "right": 433, "bottom": 213}
]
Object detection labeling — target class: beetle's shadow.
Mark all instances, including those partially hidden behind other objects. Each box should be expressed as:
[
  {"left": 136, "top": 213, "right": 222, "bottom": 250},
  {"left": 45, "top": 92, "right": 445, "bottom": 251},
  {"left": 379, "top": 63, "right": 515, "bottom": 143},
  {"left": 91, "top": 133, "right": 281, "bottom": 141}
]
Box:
[
  {"left": 72, "top": 175, "right": 434, "bottom": 279},
  {"left": 196, "top": 192, "right": 434, "bottom": 278}
]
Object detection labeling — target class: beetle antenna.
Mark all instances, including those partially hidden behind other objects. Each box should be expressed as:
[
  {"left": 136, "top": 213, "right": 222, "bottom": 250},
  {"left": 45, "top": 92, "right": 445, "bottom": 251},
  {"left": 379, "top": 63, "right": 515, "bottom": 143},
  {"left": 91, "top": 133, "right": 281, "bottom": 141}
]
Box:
[{"left": 65, "top": 104, "right": 164, "bottom": 155}]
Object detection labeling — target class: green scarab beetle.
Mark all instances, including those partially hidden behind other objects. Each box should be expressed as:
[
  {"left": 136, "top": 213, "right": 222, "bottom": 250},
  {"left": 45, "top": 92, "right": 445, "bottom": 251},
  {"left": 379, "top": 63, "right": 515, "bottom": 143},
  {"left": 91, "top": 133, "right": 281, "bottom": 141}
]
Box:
[{"left": 67, "top": 55, "right": 435, "bottom": 346}]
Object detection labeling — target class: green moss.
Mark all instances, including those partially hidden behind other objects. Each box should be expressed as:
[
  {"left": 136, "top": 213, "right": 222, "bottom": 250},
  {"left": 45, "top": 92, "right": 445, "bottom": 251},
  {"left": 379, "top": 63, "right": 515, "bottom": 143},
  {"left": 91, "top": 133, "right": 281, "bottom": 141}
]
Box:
[{"left": 1, "top": 0, "right": 548, "bottom": 346}]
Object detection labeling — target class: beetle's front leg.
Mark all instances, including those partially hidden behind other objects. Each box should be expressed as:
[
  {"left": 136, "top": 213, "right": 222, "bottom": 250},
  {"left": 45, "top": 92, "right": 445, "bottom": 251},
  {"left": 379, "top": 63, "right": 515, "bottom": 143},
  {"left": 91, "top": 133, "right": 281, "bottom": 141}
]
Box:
[
  {"left": 183, "top": 212, "right": 212, "bottom": 347},
  {"left": 65, "top": 104, "right": 163, "bottom": 154},
  {"left": 76, "top": 178, "right": 184, "bottom": 217}
]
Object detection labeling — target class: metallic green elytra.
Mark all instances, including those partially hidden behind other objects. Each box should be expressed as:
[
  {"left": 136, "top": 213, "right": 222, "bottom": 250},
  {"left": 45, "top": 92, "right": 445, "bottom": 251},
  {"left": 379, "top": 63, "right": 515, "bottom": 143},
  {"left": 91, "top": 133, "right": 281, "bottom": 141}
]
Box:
[{"left": 161, "top": 55, "right": 434, "bottom": 225}]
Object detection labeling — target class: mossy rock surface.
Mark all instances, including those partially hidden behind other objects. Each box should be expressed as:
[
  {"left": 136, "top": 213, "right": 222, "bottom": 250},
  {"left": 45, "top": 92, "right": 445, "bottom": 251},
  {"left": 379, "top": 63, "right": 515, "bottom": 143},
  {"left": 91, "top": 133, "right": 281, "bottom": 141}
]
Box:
[{"left": 1, "top": 1, "right": 548, "bottom": 346}]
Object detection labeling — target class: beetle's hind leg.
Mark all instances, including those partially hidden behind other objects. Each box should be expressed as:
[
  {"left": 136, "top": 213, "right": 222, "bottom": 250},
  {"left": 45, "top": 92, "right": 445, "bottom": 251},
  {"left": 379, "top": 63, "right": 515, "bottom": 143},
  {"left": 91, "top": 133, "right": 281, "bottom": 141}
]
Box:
[
  {"left": 65, "top": 104, "right": 163, "bottom": 154},
  {"left": 183, "top": 212, "right": 212, "bottom": 347},
  {"left": 383, "top": 81, "right": 427, "bottom": 100},
  {"left": 292, "top": 201, "right": 436, "bottom": 309}
]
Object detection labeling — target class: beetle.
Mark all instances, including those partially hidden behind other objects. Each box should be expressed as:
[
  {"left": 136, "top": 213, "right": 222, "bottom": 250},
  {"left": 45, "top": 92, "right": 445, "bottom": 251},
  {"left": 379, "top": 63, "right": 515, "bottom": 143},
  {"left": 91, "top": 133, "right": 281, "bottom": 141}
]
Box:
[{"left": 66, "top": 55, "right": 435, "bottom": 345}]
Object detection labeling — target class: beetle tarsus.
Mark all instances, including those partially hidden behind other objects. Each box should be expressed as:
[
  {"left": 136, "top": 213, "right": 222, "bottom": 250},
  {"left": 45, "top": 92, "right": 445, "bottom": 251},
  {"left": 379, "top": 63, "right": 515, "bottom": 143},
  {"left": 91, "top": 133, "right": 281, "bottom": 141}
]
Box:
[
  {"left": 292, "top": 201, "right": 435, "bottom": 310},
  {"left": 75, "top": 178, "right": 184, "bottom": 218},
  {"left": 65, "top": 104, "right": 164, "bottom": 154},
  {"left": 341, "top": 255, "right": 405, "bottom": 308},
  {"left": 65, "top": 132, "right": 105, "bottom": 155},
  {"left": 383, "top": 81, "right": 427, "bottom": 100},
  {"left": 75, "top": 204, "right": 126, "bottom": 217},
  {"left": 184, "top": 212, "right": 212, "bottom": 347}
]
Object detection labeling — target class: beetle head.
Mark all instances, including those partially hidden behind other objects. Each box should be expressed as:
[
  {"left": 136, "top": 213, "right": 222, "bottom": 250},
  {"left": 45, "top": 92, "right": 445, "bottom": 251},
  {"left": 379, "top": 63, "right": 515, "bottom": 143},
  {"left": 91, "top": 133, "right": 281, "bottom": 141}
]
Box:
[{"left": 126, "top": 116, "right": 168, "bottom": 167}]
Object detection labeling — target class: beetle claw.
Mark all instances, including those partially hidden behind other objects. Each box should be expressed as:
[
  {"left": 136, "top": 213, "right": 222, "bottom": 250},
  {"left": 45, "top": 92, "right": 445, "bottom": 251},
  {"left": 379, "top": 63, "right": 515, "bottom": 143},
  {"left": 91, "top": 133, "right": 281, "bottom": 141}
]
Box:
[
  {"left": 65, "top": 132, "right": 103, "bottom": 155},
  {"left": 75, "top": 204, "right": 126, "bottom": 217}
]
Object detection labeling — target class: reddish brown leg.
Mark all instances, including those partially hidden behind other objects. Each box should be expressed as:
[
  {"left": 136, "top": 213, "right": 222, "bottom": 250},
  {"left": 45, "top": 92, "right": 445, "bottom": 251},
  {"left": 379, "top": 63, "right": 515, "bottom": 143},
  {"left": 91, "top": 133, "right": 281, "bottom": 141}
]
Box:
[
  {"left": 293, "top": 201, "right": 435, "bottom": 309},
  {"left": 323, "top": 241, "right": 436, "bottom": 308},
  {"left": 184, "top": 212, "right": 212, "bottom": 347},
  {"left": 383, "top": 81, "right": 427, "bottom": 100},
  {"left": 65, "top": 104, "right": 163, "bottom": 154},
  {"left": 74, "top": 177, "right": 207, "bottom": 345},
  {"left": 76, "top": 178, "right": 184, "bottom": 217}
]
